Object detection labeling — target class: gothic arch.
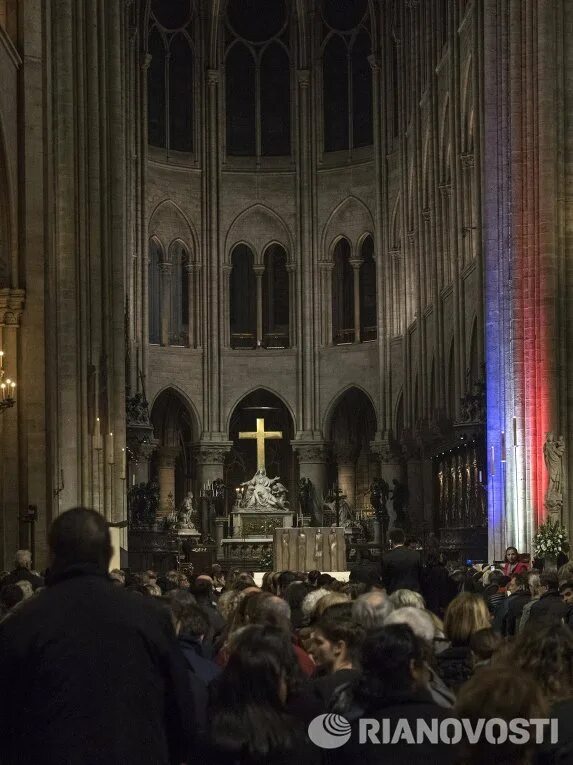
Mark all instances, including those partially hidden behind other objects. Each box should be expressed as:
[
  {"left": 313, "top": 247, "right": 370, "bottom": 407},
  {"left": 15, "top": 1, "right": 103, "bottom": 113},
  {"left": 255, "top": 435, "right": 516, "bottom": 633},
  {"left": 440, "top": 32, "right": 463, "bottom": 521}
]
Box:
[
  {"left": 322, "top": 383, "right": 378, "bottom": 435},
  {"left": 225, "top": 204, "right": 293, "bottom": 264},
  {"left": 390, "top": 194, "right": 401, "bottom": 250},
  {"left": 322, "top": 196, "right": 375, "bottom": 257},
  {"left": 150, "top": 385, "right": 201, "bottom": 444},
  {"left": 148, "top": 199, "right": 198, "bottom": 260},
  {"left": 225, "top": 385, "right": 296, "bottom": 437}
]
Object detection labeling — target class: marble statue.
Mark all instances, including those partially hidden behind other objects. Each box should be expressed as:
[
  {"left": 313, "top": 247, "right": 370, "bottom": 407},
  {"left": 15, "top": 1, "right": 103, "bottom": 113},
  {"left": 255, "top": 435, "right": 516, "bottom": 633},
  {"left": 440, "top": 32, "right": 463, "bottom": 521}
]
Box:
[
  {"left": 238, "top": 469, "right": 289, "bottom": 511},
  {"left": 178, "top": 491, "right": 199, "bottom": 533},
  {"left": 544, "top": 432, "right": 566, "bottom": 514}
]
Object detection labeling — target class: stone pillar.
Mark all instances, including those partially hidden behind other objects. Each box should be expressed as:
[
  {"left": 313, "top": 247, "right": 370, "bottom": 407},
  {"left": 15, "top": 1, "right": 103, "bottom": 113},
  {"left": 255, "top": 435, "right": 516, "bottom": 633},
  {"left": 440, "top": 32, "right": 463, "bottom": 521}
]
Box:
[
  {"left": 159, "top": 262, "right": 171, "bottom": 346},
  {"left": 254, "top": 265, "right": 264, "bottom": 347},
  {"left": 185, "top": 263, "right": 195, "bottom": 348},
  {"left": 193, "top": 441, "right": 233, "bottom": 488},
  {"left": 157, "top": 446, "right": 179, "bottom": 516},
  {"left": 371, "top": 439, "right": 405, "bottom": 530},
  {"left": 292, "top": 441, "right": 329, "bottom": 520},
  {"left": 126, "top": 425, "right": 158, "bottom": 487},
  {"left": 349, "top": 258, "right": 363, "bottom": 344},
  {"left": 334, "top": 445, "right": 358, "bottom": 509}
]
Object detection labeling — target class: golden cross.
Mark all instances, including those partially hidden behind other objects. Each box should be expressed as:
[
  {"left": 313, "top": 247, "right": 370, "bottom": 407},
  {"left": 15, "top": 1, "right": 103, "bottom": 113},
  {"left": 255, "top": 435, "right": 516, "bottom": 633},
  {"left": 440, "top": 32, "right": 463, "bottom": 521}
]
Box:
[{"left": 239, "top": 418, "right": 283, "bottom": 471}]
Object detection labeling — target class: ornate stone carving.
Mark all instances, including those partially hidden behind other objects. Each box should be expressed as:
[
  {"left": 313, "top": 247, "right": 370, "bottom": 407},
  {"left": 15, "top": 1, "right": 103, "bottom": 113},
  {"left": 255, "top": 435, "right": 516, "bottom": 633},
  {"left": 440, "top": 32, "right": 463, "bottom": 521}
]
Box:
[
  {"left": 297, "top": 69, "right": 310, "bottom": 87},
  {"left": 370, "top": 439, "right": 403, "bottom": 464},
  {"left": 193, "top": 443, "right": 232, "bottom": 465},
  {"left": 460, "top": 153, "right": 475, "bottom": 169},
  {"left": 544, "top": 433, "right": 565, "bottom": 515},
  {"left": 0, "top": 289, "right": 26, "bottom": 327},
  {"left": 237, "top": 469, "right": 289, "bottom": 512},
  {"left": 292, "top": 442, "right": 329, "bottom": 463}
]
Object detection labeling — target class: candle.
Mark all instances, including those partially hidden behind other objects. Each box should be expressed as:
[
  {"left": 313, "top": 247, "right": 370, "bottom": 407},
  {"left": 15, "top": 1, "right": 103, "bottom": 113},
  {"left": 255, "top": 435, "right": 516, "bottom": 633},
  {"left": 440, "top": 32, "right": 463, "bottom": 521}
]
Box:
[
  {"left": 107, "top": 432, "right": 114, "bottom": 465},
  {"left": 132, "top": 474, "right": 136, "bottom": 487},
  {"left": 94, "top": 417, "right": 102, "bottom": 450},
  {"left": 0, "top": 383, "right": 5, "bottom": 400},
  {"left": 500, "top": 431, "right": 506, "bottom": 462},
  {"left": 120, "top": 448, "right": 126, "bottom": 480},
  {"left": 10, "top": 381, "right": 15, "bottom": 400},
  {"left": 479, "top": 470, "right": 483, "bottom": 483},
  {"left": 513, "top": 417, "right": 518, "bottom": 447},
  {"left": 489, "top": 445, "right": 495, "bottom": 476},
  {"left": 0, "top": 350, "right": 3, "bottom": 368}
]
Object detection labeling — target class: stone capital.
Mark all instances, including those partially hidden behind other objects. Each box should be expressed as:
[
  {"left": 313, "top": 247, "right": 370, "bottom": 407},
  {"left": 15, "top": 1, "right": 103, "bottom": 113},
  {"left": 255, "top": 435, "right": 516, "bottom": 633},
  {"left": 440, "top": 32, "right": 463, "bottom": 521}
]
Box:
[
  {"left": 291, "top": 440, "right": 330, "bottom": 464},
  {"left": 370, "top": 438, "right": 404, "bottom": 465},
  {"left": 297, "top": 69, "right": 311, "bottom": 87},
  {"left": 407, "top": 230, "right": 416, "bottom": 244},
  {"left": 348, "top": 257, "right": 364, "bottom": 271},
  {"left": 193, "top": 441, "right": 233, "bottom": 466},
  {"left": 207, "top": 69, "right": 219, "bottom": 86},
  {"left": 126, "top": 422, "right": 159, "bottom": 463},
  {"left": 157, "top": 445, "right": 180, "bottom": 468},
  {"left": 422, "top": 207, "right": 432, "bottom": 222},
  {"left": 460, "top": 152, "right": 474, "bottom": 169},
  {"left": 318, "top": 260, "right": 334, "bottom": 273},
  {"left": 253, "top": 265, "right": 266, "bottom": 278},
  {"left": 0, "top": 288, "right": 26, "bottom": 327},
  {"left": 158, "top": 261, "right": 172, "bottom": 274},
  {"left": 439, "top": 183, "right": 452, "bottom": 198}
]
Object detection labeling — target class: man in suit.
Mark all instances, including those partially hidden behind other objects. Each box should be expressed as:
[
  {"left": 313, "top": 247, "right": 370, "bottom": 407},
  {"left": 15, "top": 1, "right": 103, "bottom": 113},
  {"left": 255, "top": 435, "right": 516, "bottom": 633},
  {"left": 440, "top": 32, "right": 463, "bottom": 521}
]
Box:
[
  {"left": 382, "top": 528, "right": 422, "bottom": 594},
  {"left": 0, "top": 507, "right": 193, "bottom": 765},
  {"left": 0, "top": 549, "right": 44, "bottom": 591}
]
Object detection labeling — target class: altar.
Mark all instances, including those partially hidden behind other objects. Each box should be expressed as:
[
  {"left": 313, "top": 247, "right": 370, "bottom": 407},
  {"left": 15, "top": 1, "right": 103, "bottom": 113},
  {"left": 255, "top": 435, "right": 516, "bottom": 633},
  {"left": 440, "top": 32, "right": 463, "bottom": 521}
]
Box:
[{"left": 273, "top": 527, "right": 346, "bottom": 572}]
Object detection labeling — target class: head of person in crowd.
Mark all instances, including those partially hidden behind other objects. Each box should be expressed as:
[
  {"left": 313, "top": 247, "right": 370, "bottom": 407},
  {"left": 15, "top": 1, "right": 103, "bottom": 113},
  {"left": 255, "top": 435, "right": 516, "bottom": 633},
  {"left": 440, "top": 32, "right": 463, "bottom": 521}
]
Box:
[
  {"left": 310, "top": 602, "right": 363, "bottom": 673},
  {"left": 300, "top": 587, "right": 330, "bottom": 625},
  {"left": 538, "top": 571, "right": 560, "bottom": 595},
  {"left": 47, "top": 506, "right": 112, "bottom": 577},
  {"left": 390, "top": 588, "right": 425, "bottom": 610},
  {"left": 15, "top": 580, "right": 34, "bottom": 600},
  {"left": 527, "top": 569, "right": 542, "bottom": 597},
  {"left": 143, "top": 583, "right": 162, "bottom": 597},
  {"left": 233, "top": 573, "right": 257, "bottom": 592},
  {"left": 260, "top": 570, "right": 274, "bottom": 592},
  {"left": 307, "top": 570, "right": 321, "bottom": 587},
  {"left": 469, "top": 628, "right": 503, "bottom": 667},
  {"left": 244, "top": 592, "right": 291, "bottom": 633},
  {"left": 284, "top": 581, "right": 312, "bottom": 630},
  {"left": 316, "top": 573, "right": 335, "bottom": 589},
  {"left": 352, "top": 590, "right": 394, "bottom": 631},
  {"left": 342, "top": 582, "right": 369, "bottom": 600},
  {"left": 559, "top": 579, "right": 573, "bottom": 607},
  {"left": 168, "top": 599, "right": 210, "bottom": 642},
  {"left": 14, "top": 550, "right": 33, "bottom": 571},
  {"left": 277, "top": 570, "right": 298, "bottom": 597},
  {"left": 190, "top": 576, "right": 215, "bottom": 605},
  {"left": 509, "top": 623, "right": 573, "bottom": 703},
  {"left": 313, "top": 591, "right": 350, "bottom": 620},
  {"left": 217, "top": 588, "right": 241, "bottom": 623},
  {"left": 504, "top": 546, "right": 519, "bottom": 566},
  {"left": 0, "top": 583, "right": 24, "bottom": 614},
  {"left": 455, "top": 665, "right": 547, "bottom": 765},
  {"left": 109, "top": 568, "right": 125, "bottom": 587},
  {"left": 353, "top": 624, "right": 429, "bottom": 708},
  {"left": 208, "top": 625, "right": 303, "bottom": 761},
  {"left": 176, "top": 573, "right": 190, "bottom": 590},
  {"left": 506, "top": 572, "right": 528, "bottom": 595},
  {"left": 384, "top": 606, "right": 435, "bottom": 646},
  {"left": 146, "top": 569, "right": 157, "bottom": 584},
  {"left": 444, "top": 593, "right": 491, "bottom": 647},
  {"left": 388, "top": 527, "right": 405, "bottom": 548}
]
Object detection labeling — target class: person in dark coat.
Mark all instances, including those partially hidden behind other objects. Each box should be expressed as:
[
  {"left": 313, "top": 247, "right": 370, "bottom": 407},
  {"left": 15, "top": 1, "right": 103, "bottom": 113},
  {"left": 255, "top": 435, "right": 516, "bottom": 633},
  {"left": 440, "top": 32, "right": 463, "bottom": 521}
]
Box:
[
  {"left": 330, "top": 624, "right": 457, "bottom": 765},
  {"left": 528, "top": 572, "right": 570, "bottom": 628},
  {"left": 0, "top": 549, "right": 43, "bottom": 590},
  {"left": 0, "top": 507, "right": 193, "bottom": 765},
  {"left": 381, "top": 528, "right": 422, "bottom": 594},
  {"left": 421, "top": 553, "right": 456, "bottom": 618},
  {"left": 492, "top": 572, "right": 530, "bottom": 636},
  {"left": 189, "top": 576, "right": 225, "bottom": 646}
]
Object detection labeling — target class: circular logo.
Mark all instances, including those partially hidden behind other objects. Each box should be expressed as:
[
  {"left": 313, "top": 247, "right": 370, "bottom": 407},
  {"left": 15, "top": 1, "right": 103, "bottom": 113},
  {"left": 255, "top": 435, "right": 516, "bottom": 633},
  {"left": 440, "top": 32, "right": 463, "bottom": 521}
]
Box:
[{"left": 308, "top": 713, "right": 352, "bottom": 749}]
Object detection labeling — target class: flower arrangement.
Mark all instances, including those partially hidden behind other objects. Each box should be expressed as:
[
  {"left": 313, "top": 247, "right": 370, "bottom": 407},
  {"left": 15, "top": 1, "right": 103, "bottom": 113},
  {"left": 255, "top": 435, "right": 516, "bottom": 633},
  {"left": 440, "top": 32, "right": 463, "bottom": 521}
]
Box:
[{"left": 532, "top": 518, "right": 570, "bottom": 558}]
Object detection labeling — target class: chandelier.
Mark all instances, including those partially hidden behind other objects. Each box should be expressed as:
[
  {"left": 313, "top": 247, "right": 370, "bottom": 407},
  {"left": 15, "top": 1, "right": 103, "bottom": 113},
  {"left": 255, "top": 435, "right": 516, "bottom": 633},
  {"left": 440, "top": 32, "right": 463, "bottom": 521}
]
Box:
[{"left": 0, "top": 350, "right": 16, "bottom": 413}]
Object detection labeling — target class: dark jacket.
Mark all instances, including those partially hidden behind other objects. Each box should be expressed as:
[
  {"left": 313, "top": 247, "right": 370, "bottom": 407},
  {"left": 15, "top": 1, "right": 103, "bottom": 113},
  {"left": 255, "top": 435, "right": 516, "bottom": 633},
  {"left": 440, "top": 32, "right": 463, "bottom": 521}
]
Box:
[
  {"left": 330, "top": 687, "right": 457, "bottom": 764},
  {"left": 1, "top": 567, "right": 44, "bottom": 591},
  {"left": 309, "top": 668, "right": 360, "bottom": 709},
  {"left": 421, "top": 563, "right": 455, "bottom": 617},
  {"left": 435, "top": 644, "right": 474, "bottom": 692},
  {"left": 178, "top": 634, "right": 221, "bottom": 686},
  {"left": 382, "top": 546, "right": 422, "bottom": 593},
  {"left": 529, "top": 590, "right": 570, "bottom": 627},
  {"left": 0, "top": 565, "right": 193, "bottom": 765},
  {"left": 493, "top": 590, "right": 531, "bottom": 636}
]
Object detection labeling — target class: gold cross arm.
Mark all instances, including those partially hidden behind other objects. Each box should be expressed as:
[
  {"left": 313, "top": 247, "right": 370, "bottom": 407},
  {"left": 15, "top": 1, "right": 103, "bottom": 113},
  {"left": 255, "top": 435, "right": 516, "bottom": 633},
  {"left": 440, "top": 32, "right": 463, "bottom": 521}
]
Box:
[{"left": 239, "top": 417, "right": 283, "bottom": 471}]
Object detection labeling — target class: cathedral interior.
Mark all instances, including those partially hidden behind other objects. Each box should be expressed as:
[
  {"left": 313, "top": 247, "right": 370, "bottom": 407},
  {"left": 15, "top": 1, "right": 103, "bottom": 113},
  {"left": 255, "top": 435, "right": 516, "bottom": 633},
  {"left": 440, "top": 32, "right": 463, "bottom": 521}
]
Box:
[{"left": 0, "top": 0, "right": 571, "bottom": 570}]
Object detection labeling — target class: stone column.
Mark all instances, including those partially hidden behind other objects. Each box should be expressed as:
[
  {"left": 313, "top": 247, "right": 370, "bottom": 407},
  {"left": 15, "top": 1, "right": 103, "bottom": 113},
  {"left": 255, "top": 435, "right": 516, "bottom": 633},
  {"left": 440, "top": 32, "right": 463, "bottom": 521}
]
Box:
[
  {"left": 334, "top": 444, "right": 358, "bottom": 509},
  {"left": 185, "top": 263, "right": 195, "bottom": 348},
  {"left": 159, "top": 262, "right": 171, "bottom": 346},
  {"left": 193, "top": 442, "right": 233, "bottom": 487},
  {"left": 157, "top": 446, "right": 179, "bottom": 516},
  {"left": 349, "top": 258, "right": 363, "bottom": 344},
  {"left": 254, "top": 265, "right": 264, "bottom": 347},
  {"left": 286, "top": 263, "right": 296, "bottom": 347},
  {"left": 292, "top": 441, "right": 330, "bottom": 522},
  {"left": 371, "top": 440, "right": 405, "bottom": 530}
]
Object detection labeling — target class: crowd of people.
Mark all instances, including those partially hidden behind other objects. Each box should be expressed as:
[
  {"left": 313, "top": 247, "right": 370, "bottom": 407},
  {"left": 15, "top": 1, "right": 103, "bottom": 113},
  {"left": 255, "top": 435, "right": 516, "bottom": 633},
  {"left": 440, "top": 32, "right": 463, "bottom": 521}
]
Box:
[{"left": 1, "top": 516, "right": 573, "bottom": 764}]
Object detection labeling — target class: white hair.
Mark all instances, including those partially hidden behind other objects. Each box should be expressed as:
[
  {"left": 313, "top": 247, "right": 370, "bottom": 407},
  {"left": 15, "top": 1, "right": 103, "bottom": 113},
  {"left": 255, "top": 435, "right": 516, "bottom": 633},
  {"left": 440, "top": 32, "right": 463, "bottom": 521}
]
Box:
[
  {"left": 15, "top": 580, "right": 34, "bottom": 600},
  {"left": 15, "top": 550, "right": 32, "bottom": 569},
  {"left": 352, "top": 591, "right": 394, "bottom": 630},
  {"left": 389, "top": 589, "right": 426, "bottom": 610},
  {"left": 301, "top": 588, "right": 330, "bottom": 620},
  {"left": 384, "top": 607, "right": 436, "bottom": 644}
]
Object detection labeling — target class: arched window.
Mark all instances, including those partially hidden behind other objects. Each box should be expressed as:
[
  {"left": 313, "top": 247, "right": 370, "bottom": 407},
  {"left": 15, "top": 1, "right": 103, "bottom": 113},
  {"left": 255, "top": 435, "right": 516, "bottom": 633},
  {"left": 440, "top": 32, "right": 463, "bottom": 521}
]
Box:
[
  {"left": 226, "top": 43, "right": 256, "bottom": 156},
  {"left": 225, "top": 0, "right": 291, "bottom": 158},
  {"left": 332, "top": 239, "right": 354, "bottom": 344},
  {"left": 169, "top": 245, "right": 189, "bottom": 345},
  {"left": 359, "top": 236, "right": 376, "bottom": 341},
  {"left": 230, "top": 245, "right": 257, "bottom": 348},
  {"left": 261, "top": 43, "right": 291, "bottom": 156},
  {"left": 169, "top": 34, "right": 194, "bottom": 152},
  {"left": 148, "top": 239, "right": 162, "bottom": 343},
  {"left": 322, "top": 0, "right": 372, "bottom": 153},
  {"left": 262, "top": 245, "right": 290, "bottom": 348},
  {"left": 147, "top": 1, "right": 196, "bottom": 152},
  {"left": 148, "top": 27, "right": 167, "bottom": 148}
]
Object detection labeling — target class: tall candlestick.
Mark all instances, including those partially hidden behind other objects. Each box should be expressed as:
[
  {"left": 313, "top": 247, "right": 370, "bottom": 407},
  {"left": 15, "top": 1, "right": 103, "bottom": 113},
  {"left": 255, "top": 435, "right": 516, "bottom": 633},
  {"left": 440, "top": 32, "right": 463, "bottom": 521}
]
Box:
[
  {"left": 0, "top": 350, "right": 3, "bottom": 369},
  {"left": 500, "top": 431, "right": 506, "bottom": 462},
  {"left": 489, "top": 445, "right": 495, "bottom": 476},
  {"left": 107, "top": 432, "right": 114, "bottom": 465},
  {"left": 513, "top": 417, "right": 518, "bottom": 447},
  {"left": 94, "top": 417, "right": 102, "bottom": 450},
  {"left": 120, "top": 448, "right": 126, "bottom": 480}
]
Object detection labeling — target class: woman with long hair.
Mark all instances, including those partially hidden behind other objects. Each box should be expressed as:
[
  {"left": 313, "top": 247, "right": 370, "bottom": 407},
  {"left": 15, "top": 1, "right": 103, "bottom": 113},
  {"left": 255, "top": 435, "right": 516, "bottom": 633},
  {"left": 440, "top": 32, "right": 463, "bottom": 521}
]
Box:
[
  {"left": 436, "top": 592, "right": 491, "bottom": 691},
  {"left": 206, "top": 625, "right": 318, "bottom": 765}
]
